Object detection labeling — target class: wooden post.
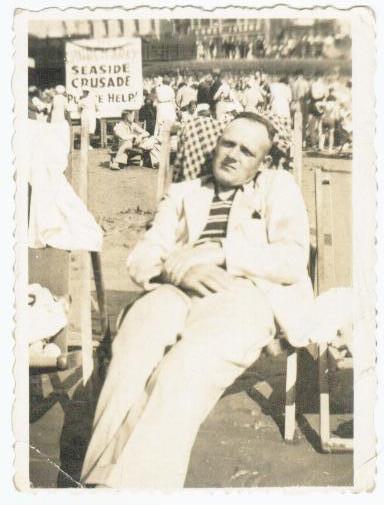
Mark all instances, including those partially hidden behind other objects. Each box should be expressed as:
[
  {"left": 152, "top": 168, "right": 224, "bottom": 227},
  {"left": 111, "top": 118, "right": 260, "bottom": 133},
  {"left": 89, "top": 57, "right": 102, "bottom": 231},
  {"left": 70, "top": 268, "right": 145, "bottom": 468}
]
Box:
[
  {"left": 314, "top": 167, "right": 333, "bottom": 294},
  {"left": 314, "top": 167, "right": 324, "bottom": 296},
  {"left": 156, "top": 121, "right": 172, "bottom": 203},
  {"left": 293, "top": 109, "right": 303, "bottom": 187},
  {"left": 314, "top": 166, "right": 340, "bottom": 452},
  {"left": 100, "top": 118, "right": 107, "bottom": 148},
  {"left": 77, "top": 115, "right": 94, "bottom": 385},
  {"left": 282, "top": 109, "right": 303, "bottom": 443}
]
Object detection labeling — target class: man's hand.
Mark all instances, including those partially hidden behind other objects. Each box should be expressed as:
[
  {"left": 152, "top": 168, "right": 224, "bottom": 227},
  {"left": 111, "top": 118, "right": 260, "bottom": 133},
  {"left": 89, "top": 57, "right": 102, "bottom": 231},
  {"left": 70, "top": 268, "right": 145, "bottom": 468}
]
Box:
[
  {"left": 178, "top": 264, "right": 234, "bottom": 297},
  {"left": 163, "top": 242, "right": 225, "bottom": 286}
]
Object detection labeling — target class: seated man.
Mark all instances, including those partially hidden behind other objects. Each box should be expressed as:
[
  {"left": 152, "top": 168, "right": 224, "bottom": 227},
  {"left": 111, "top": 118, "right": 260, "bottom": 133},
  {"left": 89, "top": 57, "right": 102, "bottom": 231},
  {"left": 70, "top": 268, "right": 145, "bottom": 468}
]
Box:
[
  {"left": 111, "top": 109, "right": 159, "bottom": 170},
  {"left": 81, "top": 111, "right": 313, "bottom": 488}
]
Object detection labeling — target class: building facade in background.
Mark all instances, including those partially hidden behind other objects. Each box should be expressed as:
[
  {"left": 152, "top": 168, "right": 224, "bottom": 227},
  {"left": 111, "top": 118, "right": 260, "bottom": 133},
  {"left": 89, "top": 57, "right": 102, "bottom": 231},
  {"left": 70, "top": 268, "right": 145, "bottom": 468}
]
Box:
[
  {"left": 172, "top": 18, "right": 351, "bottom": 60},
  {"left": 28, "top": 17, "right": 351, "bottom": 88}
]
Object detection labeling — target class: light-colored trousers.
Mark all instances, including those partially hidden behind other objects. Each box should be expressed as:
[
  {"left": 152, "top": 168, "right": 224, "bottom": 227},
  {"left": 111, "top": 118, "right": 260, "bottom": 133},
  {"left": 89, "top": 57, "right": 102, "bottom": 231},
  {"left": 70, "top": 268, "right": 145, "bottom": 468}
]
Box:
[
  {"left": 114, "top": 139, "right": 134, "bottom": 165},
  {"left": 81, "top": 279, "right": 275, "bottom": 489}
]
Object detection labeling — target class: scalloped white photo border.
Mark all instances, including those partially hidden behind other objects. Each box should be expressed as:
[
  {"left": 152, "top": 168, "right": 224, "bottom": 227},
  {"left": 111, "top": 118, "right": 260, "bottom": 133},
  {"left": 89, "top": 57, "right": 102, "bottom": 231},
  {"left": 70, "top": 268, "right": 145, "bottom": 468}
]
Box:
[{"left": 3, "top": 1, "right": 382, "bottom": 503}]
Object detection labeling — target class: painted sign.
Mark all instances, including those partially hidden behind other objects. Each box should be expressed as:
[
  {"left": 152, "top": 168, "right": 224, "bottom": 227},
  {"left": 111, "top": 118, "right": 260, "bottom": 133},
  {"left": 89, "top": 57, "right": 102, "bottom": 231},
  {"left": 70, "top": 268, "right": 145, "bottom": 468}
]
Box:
[{"left": 65, "top": 37, "right": 143, "bottom": 118}]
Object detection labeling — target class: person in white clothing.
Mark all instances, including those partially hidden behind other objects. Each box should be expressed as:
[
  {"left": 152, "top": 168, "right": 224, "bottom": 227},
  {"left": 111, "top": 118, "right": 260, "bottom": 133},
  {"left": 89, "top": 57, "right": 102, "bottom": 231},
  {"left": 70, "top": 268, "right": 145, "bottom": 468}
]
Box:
[
  {"left": 269, "top": 77, "right": 292, "bottom": 118},
  {"left": 111, "top": 110, "right": 160, "bottom": 170},
  {"left": 241, "top": 76, "right": 264, "bottom": 112},
  {"left": 308, "top": 73, "right": 328, "bottom": 148},
  {"left": 213, "top": 75, "right": 241, "bottom": 120},
  {"left": 78, "top": 87, "right": 99, "bottom": 135},
  {"left": 154, "top": 76, "right": 177, "bottom": 132},
  {"left": 29, "top": 88, "right": 50, "bottom": 122},
  {"left": 175, "top": 82, "right": 198, "bottom": 111},
  {"left": 50, "top": 85, "right": 68, "bottom": 123},
  {"left": 81, "top": 111, "right": 316, "bottom": 489}
]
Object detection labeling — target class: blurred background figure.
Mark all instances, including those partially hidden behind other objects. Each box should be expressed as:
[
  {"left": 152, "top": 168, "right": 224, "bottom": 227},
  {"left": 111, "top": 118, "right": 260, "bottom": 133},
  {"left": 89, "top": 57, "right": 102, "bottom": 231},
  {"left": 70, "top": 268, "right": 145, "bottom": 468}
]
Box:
[
  {"left": 50, "top": 85, "right": 69, "bottom": 123},
  {"left": 139, "top": 89, "right": 157, "bottom": 136},
  {"left": 291, "top": 69, "right": 310, "bottom": 145},
  {"left": 308, "top": 72, "right": 328, "bottom": 148},
  {"left": 176, "top": 80, "right": 198, "bottom": 116},
  {"left": 78, "top": 87, "right": 99, "bottom": 146},
  {"left": 197, "top": 73, "right": 213, "bottom": 108},
  {"left": 318, "top": 88, "right": 340, "bottom": 152},
  {"left": 154, "top": 75, "right": 176, "bottom": 133},
  {"left": 212, "top": 71, "right": 241, "bottom": 120},
  {"left": 28, "top": 86, "right": 40, "bottom": 120},
  {"left": 208, "top": 68, "right": 223, "bottom": 115},
  {"left": 269, "top": 77, "right": 292, "bottom": 118},
  {"left": 28, "top": 86, "right": 50, "bottom": 121},
  {"left": 111, "top": 109, "right": 160, "bottom": 170},
  {"left": 240, "top": 75, "right": 264, "bottom": 113}
]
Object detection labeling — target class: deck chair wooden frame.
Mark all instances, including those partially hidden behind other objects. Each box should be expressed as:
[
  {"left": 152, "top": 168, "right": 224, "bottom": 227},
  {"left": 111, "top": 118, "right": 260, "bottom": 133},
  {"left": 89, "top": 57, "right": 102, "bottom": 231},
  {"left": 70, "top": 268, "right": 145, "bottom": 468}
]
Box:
[
  {"left": 315, "top": 167, "right": 353, "bottom": 452},
  {"left": 284, "top": 166, "right": 353, "bottom": 453},
  {"left": 29, "top": 119, "right": 110, "bottom": 385}
]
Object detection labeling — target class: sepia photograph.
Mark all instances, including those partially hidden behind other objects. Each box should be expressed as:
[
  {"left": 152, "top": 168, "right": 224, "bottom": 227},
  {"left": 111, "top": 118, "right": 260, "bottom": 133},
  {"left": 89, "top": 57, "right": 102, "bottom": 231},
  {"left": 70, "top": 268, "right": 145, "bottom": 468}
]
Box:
[{"left": 11, "top": 4, "right": 377, "bottom": 493}]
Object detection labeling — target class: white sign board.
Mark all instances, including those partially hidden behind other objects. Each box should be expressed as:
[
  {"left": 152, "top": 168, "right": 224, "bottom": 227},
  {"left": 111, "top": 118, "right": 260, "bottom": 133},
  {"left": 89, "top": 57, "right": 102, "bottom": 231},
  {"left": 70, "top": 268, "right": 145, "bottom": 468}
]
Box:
[{"left": 65, "top": 37, "right": 143, "bottom": 118}]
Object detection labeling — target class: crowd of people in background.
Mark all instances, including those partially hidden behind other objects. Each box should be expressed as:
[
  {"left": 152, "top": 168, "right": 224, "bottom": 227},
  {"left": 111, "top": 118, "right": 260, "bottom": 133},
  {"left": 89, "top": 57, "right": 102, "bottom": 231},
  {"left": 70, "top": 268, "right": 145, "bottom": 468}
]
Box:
[
  {"left": 28, "top": 85, "right": 99, "bottom": 130},
  {"left": 140, "top": 68, "right": 352, "bottom": 154},
  {"left": 28, "top": 65, "right": 352, "bottom": 166},
  {"left": 196, "top": 31, "right": 346, "bottom": 61}
]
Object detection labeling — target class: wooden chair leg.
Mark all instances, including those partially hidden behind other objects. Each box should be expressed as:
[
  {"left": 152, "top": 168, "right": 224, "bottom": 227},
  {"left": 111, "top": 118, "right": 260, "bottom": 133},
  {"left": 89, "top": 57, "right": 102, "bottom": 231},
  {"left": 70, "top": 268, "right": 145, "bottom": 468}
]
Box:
[
  {"left": 91, "top": 251, "right": 112, "bottom": 379},
  {"left": 318, "top": 342, "right": 331, "bottom": 451},
  {"left": 318, "top": 343, "right": 354, "bottom": 453},
  {"left": 284, "top": 348, "right": 298, "bottom": 442},
  {"left": 91, "top": 251, "right": 110, "bottom": 341}
]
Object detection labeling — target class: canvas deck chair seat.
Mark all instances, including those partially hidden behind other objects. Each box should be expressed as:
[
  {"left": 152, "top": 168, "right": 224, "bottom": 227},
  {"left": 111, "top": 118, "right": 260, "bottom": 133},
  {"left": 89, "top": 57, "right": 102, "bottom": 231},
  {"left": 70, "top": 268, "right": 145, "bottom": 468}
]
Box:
[{"left": 157, "top": 112, "right": 353, "bottom": 452}]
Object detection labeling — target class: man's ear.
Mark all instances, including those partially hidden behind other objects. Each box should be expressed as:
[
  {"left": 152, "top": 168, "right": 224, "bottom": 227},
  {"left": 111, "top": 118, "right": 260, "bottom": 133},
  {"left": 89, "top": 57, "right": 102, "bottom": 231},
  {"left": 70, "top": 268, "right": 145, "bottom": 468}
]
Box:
[{"left": 214, "top": 135, "right": 222, "bottom": 154}]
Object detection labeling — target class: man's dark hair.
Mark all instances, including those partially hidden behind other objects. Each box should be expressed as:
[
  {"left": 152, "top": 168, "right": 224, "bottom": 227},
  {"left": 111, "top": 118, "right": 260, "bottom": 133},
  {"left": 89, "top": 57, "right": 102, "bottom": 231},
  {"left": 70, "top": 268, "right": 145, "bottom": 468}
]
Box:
[{"left": 233, "top": 111, "right": 276, "bottom": 142}]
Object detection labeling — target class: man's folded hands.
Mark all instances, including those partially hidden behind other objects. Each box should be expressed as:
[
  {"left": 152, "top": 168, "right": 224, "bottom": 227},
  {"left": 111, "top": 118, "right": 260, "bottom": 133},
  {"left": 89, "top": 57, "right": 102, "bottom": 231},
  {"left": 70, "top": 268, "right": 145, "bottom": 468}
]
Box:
[{"left": 162, "top": 242, "right": 231, "bottom": 296}]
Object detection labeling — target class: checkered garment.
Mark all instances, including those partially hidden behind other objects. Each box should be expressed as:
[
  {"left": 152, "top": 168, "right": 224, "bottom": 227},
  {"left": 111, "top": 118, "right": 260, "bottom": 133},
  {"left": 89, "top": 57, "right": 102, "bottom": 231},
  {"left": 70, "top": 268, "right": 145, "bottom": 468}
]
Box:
[
  {"left": 172, "top": 110, "right": 292, "bottom": 182},
  {"left": 172, "top": 116, "right": 229, "bottom": 182}
]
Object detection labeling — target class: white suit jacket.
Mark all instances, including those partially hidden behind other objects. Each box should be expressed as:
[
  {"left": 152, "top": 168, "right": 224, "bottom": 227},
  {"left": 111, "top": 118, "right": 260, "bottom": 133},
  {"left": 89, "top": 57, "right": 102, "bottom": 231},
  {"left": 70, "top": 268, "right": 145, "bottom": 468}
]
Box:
[{"left": 127, "top": 169, "right": 314, "bottom": 345}]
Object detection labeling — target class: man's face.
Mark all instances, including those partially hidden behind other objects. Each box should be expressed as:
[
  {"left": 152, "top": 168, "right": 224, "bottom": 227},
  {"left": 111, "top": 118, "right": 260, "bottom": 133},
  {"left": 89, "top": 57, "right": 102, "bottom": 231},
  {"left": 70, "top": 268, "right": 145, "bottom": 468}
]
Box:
[{"left": 213, "top": 118, "right": 272, "bottom": 189}]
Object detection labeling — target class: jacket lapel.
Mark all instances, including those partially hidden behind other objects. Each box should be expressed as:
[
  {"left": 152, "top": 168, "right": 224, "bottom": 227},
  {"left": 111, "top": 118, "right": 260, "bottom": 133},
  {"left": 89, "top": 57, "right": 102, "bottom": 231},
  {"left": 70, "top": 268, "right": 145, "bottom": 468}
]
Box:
[
  {"left": 183, "top": 180, "right": 214, "bottom": 243},
  {"left": 227, "top": 179, "right": 264, "bottom": 234}
]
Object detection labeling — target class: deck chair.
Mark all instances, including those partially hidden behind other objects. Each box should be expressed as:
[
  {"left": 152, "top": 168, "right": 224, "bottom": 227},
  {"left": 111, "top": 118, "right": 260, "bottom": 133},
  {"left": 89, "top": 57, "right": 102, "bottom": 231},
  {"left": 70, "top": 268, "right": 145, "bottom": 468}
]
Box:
[
  {"left": 29, "top": 121, "right": 111, "bottom": 383},
  {"left": 284, "top": 167, "right": 353, "bottom": 452},
  {"left": 158, "top": 117, "right": 352, "bottom": 452}
]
